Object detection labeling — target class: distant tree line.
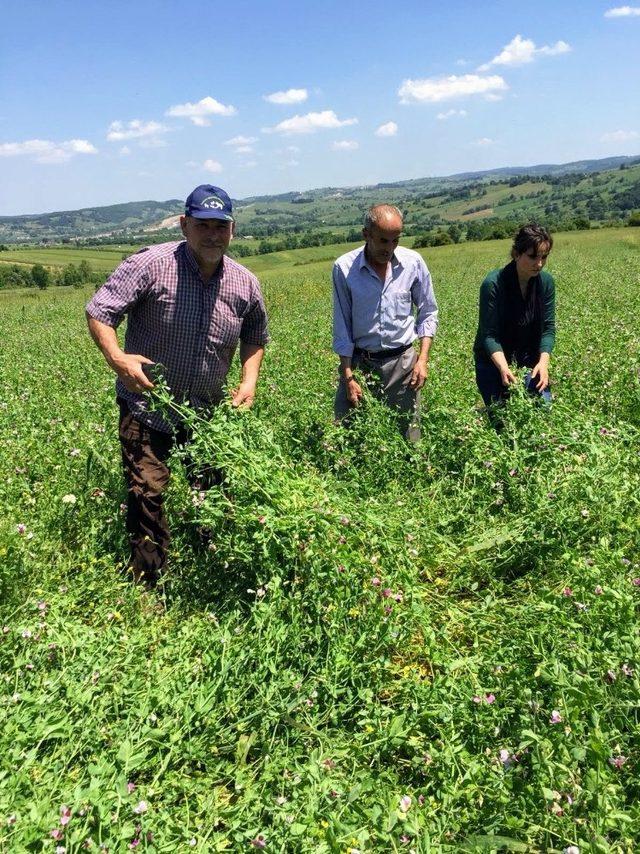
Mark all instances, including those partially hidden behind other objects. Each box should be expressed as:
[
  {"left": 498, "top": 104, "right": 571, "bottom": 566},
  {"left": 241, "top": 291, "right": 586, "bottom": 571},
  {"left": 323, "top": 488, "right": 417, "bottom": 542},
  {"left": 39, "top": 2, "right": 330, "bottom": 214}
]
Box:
[
  {"left": 0, "top": 260, "right": 100, "bottom": 290},
  {"left": 413, "top": 210, "right": 640, "bottom": 248}
]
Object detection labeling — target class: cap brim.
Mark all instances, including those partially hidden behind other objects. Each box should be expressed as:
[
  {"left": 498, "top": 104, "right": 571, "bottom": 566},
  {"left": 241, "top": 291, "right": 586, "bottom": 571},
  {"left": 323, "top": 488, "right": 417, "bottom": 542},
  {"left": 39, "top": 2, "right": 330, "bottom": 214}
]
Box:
[{"left": 187, "top": 210, "right": 234, "bottom": 221}]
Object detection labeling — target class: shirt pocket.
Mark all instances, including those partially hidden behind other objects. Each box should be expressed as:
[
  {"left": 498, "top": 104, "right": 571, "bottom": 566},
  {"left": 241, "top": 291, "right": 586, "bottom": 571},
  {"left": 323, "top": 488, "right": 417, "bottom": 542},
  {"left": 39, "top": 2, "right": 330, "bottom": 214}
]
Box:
[
  {"left": 208, "top": 301, "right": 244, "bottom": 348},
  {"left": 395, "top": 292, "right": 413, "bottom": 319}
]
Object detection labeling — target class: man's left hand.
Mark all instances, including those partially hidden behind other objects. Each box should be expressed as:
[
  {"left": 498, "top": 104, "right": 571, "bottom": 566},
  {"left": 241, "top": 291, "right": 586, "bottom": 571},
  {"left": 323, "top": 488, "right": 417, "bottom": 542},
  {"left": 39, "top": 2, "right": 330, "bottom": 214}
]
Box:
[
  {"left": 410, "top": 359, "right": 429, "bottom": 390},
  {"left": 231, "top": 382, "right": 257, "bottom": 409}
]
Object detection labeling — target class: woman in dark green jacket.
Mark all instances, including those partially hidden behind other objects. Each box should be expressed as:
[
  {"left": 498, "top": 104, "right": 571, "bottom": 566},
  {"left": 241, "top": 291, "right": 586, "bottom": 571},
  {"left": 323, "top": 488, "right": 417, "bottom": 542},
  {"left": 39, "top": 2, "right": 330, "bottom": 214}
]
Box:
[{"left": 473, "top": 222, "right": 555, "bottom": 412}]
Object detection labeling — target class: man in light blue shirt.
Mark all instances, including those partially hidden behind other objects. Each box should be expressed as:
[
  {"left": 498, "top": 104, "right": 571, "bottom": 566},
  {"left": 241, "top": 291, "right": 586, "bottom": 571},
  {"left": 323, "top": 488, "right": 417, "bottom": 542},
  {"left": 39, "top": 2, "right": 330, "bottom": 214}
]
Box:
[{"left": 332, "top": 204, "right": 438, "bottom": 441}]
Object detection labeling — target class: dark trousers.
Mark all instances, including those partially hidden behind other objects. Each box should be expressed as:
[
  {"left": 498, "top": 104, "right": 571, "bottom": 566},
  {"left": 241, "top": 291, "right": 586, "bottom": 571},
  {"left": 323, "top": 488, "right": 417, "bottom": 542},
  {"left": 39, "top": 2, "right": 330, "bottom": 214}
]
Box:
[{"left": 118, "top": 401, "right": 219, "bottom": 586}]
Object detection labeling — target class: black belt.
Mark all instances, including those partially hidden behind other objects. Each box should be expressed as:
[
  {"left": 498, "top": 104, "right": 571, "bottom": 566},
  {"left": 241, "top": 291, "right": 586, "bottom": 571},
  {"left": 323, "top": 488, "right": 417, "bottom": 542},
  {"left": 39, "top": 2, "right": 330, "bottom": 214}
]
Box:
[{"left": 353, "top": 344, "right": 412, "bottom": 360}]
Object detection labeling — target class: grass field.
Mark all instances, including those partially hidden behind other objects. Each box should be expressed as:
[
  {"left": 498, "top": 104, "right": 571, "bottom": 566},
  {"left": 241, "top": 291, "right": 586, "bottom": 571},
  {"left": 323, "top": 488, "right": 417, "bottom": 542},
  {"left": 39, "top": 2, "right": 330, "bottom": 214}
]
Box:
[
  {"left": 1, "top": 228, "right": 639, "bottom": 852},
  {"left": 0, "top": 241, "right": 365, "bottom": 279}
]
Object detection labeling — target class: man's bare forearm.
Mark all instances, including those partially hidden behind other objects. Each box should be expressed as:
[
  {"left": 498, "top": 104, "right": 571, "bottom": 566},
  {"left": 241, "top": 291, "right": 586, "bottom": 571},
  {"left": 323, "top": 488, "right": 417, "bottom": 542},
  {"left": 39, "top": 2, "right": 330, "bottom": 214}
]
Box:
[
  {"left": 239, "top": 343, "right": 265, "bottom": 386},
  {"left": 417, "top": 336, "right": 433, "bottom": 365},
  {"left": 86, "top": 313, "right": 153, "bottom": 392},
  {"left": 87, "top": 314, "right": 124, "bottom": 368}
]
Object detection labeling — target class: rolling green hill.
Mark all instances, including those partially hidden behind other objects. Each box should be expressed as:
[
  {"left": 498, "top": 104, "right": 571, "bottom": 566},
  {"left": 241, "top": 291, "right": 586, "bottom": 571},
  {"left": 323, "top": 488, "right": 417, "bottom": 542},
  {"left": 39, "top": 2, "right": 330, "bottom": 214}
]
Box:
[{"left": 1, "top": 155, "right": 639, "bottom": 245}]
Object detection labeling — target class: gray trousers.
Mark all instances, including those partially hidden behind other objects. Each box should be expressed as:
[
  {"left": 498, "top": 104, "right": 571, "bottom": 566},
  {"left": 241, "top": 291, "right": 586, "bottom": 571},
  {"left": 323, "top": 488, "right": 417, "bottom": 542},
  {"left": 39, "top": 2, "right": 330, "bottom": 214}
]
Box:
[{"left": 334, "top": 346, "right": 421, "bottom": 442}]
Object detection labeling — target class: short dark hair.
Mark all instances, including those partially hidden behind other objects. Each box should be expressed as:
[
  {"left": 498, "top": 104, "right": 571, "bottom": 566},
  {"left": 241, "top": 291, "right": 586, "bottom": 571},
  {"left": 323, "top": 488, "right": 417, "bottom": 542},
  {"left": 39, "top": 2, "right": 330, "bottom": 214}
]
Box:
[{"left": 511, "top": 222, "right": 553, "bottom": 258}]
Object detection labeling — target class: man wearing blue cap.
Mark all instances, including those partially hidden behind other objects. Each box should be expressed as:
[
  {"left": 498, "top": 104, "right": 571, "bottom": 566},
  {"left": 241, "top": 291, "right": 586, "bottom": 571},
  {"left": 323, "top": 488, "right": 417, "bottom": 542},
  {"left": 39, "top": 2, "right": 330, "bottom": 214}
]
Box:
[{"left": 86, "top": 184, "right": 269, "bottom": 588}]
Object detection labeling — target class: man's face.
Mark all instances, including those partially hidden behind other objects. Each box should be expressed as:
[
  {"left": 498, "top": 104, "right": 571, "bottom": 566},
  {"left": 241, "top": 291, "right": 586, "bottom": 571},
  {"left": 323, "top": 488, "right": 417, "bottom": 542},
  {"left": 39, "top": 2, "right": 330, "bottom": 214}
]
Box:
[
  {"left": 363, "top": 216, "right": 403, "bottom": 267},
  {"left": 180, "top": 215, "right": 234, "bottom": 267}
]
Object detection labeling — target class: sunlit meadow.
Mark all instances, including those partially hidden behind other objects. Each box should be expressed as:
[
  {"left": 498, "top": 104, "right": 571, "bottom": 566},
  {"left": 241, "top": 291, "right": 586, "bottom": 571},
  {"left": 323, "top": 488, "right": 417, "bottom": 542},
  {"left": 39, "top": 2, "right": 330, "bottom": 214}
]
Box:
[{"left": 1, "top": 228, "right": 639, "bottom": 852}]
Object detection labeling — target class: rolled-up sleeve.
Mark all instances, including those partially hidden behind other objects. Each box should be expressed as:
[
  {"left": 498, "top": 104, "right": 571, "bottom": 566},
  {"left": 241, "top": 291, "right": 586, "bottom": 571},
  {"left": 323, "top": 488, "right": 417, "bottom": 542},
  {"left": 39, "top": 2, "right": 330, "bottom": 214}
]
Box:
[
  {"left": 478, "top": 278, "right": 503, "bottom": 355},
  {"left": 240, "top": 276, "right": 270, "bottom": 346},
  {"left": 413, "top": 257, "right": 439, "bottom": 338},
  {"left": 332, "top": 264, "right": 355, "bottom": 357},
  {"left": 85, "top": 252, "right": 151, "bottom": 328}
]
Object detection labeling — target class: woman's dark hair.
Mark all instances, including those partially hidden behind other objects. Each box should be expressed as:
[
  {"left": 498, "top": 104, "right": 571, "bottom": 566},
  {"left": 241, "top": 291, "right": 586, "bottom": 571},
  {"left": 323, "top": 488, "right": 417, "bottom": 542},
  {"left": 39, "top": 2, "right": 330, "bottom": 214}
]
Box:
[{"left": 511, "top": 222, "right": 553, "bottom": 259}]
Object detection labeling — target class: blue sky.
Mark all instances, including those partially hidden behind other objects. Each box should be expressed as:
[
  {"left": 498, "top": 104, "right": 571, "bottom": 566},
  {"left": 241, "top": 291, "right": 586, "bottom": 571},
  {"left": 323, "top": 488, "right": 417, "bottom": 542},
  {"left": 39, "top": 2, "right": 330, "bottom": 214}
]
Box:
[{"left": 1, "top": 0, "right": 639, "bottom": 215}]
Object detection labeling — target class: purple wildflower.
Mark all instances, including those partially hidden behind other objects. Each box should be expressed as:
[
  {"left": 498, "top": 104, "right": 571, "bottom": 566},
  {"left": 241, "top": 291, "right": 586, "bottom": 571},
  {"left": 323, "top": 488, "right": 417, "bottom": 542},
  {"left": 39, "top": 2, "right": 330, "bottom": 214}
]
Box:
[
  {"left": 549, "top": 710, "right": 562, "bottom": 724},
  {"left": 250, "top": 835, "right": 266, "bottom": 848},
  {"left": 609, "top": 755, "right": 627, "bottom": 769},
  {"left": 499, "top": 749, "right": 512, "bottom": 767}
]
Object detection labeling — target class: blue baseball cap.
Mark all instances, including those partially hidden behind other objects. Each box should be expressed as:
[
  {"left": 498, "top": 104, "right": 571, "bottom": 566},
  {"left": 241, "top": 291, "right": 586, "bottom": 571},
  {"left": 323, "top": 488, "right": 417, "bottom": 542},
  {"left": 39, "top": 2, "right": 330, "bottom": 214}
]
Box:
[{"left": 184, "top": 184, "right": 234, "bottom": 221}]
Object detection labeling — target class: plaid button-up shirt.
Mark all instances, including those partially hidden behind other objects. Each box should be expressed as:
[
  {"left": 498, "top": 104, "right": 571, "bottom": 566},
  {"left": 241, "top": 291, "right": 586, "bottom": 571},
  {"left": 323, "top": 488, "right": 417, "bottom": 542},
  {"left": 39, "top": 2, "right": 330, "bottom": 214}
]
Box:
[{"left": 86, "top": 240, "right": 269, "bottom": 432}]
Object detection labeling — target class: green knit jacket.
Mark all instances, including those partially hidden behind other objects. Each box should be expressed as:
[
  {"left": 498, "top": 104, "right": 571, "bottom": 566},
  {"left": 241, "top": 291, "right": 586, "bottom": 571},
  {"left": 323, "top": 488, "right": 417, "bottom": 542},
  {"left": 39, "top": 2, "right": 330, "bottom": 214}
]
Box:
[{"left": 473, "top": 261, "right": 556, "bottom": 362}]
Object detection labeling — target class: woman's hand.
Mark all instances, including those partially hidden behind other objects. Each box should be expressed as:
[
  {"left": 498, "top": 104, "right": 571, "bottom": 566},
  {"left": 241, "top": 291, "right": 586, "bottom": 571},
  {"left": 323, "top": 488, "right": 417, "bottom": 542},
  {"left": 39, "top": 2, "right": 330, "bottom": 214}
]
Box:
[
  {"left": 530, "top": 357, "right": 550, "bottom": 391},
  {"left": 500, "top": 366, "right": 517, "bottom": 387},
  {"left": 490, "top": 351, "right": 516, "bottom": 388}
]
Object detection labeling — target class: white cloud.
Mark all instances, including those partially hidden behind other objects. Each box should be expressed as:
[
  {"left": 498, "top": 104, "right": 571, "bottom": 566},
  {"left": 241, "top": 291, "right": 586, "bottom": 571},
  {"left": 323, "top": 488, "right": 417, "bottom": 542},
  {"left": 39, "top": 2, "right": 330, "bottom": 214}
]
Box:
[
  {"left": 264, "top": 88, "right": 308, "bottom": 105},
  {"left": 601, "top": 129, "right": 639, "bottom": 142},
  {"left": 484, "top": 93, "right": 504, "bottom": 102},
  {"left": 478, "top": 34, "right": 571, "bottom": 70},
  {"left": 286, "top": 145, "right": 300, "bottom": 153},
  {"left": 67, "top": 139, "right": 97, "bottom": 154},
  {"left": 604, "top": 5, "right": 640, "bottom": 15},
  {"left": 107, "top": 120, "right": 168, "bottom": 141},
  {"left": 203, "top": 159, "right": 223, "bottom": 173},
  {"left": 240, "top": 160, "right": 258, "bottom": 168},
  {"left": 119, "top": 146, "right": 131, "bottom": 156},
  {"left": 0, "top": 138, "right": 98, "bottom": 163},
  {"left": 235, "top": 145, "right": 254, "bottom": 154},
  {"left": 437, "top": 109, "right": 468, "bottom": 120},
  {"left": 225, "top": 135, "right": 258, "bottom": 146},
  {"left": 399, "top": 74, "right": 507, "bottom": 104},
  {"left": 166, "top": 96, "right": 236, "bottom": 126},
  {"left": 473, "top": 137, "right": 494, "bottom": 146},
  {"left": 375, "top": 121, "right": 398, "bottom": 137},
  {"left": 332, "top": 140, "right": 359, "bottom": 151},
  {"left": 264, "top": 110, "right": 358, "bottom": 134}
]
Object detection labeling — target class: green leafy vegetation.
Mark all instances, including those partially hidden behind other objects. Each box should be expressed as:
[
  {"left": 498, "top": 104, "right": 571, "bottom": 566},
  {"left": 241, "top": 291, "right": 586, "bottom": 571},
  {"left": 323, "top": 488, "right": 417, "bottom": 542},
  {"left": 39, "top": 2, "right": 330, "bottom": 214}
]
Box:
[{"left": 0, "top": 228, "right": 639, "bottom": 851}]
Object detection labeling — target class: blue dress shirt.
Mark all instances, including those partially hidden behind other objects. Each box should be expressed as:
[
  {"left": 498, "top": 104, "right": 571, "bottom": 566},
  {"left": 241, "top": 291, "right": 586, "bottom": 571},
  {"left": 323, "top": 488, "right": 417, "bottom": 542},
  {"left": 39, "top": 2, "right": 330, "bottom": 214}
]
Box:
[{"left": 332, "top": 245, "right": 438, "bottom": 357}]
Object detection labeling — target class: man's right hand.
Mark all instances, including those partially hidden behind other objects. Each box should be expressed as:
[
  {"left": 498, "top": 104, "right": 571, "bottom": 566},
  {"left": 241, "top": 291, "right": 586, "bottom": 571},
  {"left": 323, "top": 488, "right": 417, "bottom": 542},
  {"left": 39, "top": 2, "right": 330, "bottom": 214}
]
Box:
[
  {"left": 111, "top": 353, "right": 155, "bottom": 393},
  {"left": 345, "top": 376, "right": 363, "bottom": 407}
]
